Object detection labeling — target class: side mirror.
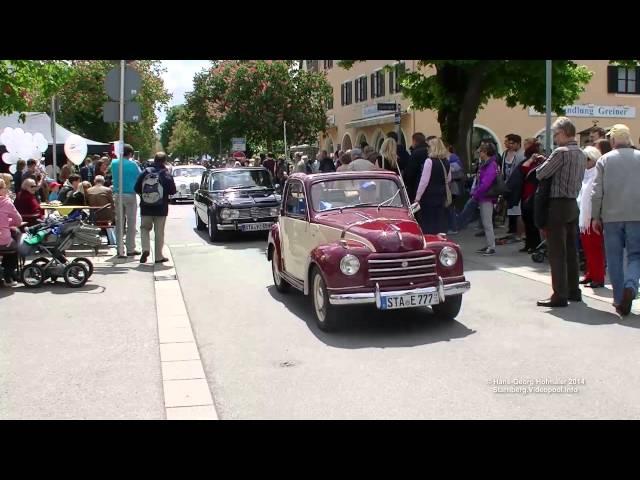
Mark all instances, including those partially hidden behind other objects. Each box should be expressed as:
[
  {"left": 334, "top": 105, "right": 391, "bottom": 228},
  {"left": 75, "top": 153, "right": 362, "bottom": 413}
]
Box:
[{"left": 410, "top": 202, "right": 421, "bottom": 215}]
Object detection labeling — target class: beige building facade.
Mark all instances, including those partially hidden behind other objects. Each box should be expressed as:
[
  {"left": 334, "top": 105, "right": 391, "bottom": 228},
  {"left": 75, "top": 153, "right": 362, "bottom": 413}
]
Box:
[{"left": 304, "top": 60, "right": 640, "bottom": 159}]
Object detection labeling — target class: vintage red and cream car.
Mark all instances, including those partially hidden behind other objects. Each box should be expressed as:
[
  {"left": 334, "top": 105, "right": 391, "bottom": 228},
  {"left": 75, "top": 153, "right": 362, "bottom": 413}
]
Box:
[{"left": 267, "top": 171, "right": 471, "bottom": 331}]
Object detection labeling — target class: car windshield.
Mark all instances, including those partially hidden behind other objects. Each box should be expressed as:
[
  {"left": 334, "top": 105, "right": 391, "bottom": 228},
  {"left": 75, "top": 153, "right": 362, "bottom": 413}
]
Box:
[
  {"left": 310, "top": 178, "right": 406, "bottom": 212},
  {"left": 211, "top": 170, "right": 273, "bottom": 190},
  {"left": 173, "top": 167, "right": 205, "bottom": 177}
]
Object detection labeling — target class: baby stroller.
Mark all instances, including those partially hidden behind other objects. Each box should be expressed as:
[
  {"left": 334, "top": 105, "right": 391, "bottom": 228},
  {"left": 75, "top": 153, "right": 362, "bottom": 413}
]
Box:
[
  {"left": 531, "top": 239, "right": 547, "bottom": 263},
  {"left": 18, "top": 210, "right": 102, "bottom": 288}
]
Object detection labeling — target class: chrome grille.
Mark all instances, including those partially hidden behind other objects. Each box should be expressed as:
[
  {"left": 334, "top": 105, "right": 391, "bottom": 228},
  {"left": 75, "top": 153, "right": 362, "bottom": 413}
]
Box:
[
  {"left": 236, "top": 207, "right": 275, "bottom": 219},
  {"left": 367, "top": 253, "right": 437, "bottom": 284}
]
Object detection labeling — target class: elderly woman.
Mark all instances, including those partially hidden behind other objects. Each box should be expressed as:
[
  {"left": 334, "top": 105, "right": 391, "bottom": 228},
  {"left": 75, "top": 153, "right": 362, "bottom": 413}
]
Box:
[
  {"left": 414, "top": 137, "right": 452, "bottom": 235},
  {"left": 14, "top": 178, "right": 44, "bottom": 226},
  {"left": 578, "top": 146, "right": 606, "bottom": 289},
  {"left": 0, "top": 178, "right": 23, "bottom": 286},
  {"left": 336, "top": 152, "right": 352, "bottom": 172}
]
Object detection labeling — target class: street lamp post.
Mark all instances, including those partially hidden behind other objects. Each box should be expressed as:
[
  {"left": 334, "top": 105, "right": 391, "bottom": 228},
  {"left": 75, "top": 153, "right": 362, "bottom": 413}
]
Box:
[{"left": 545, "top": 60, "right": 552, "bottom": 155}]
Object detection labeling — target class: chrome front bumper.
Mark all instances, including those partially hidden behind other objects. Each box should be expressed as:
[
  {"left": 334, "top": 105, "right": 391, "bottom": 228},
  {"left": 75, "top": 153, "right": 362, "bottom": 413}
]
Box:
[
  {"left": 217, "top": 220, "right": 276, "bottom": 231},
  {"left": 329, "top": 281, "right": 471, "bottom": 306}
]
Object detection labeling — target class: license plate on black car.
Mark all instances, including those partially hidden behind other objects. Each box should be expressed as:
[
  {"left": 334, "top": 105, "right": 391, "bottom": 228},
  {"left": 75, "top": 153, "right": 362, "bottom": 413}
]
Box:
[{"left": 240, "top": 222, "right": 272, "bottom": 231}]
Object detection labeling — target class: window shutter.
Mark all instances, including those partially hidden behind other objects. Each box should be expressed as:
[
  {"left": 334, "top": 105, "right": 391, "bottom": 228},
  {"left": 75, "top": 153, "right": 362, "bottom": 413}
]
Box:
[
  {"left": 341, "top": 84, "right": 345, "bottom": 106},
  {"left": 362, "top": 77, "right": 367, "bottom": 101},
  {"left": 371, "top": 73, "right": 376, "bottom": 98},
  {"left": 379, "top": 72, "right": 385, "bottom": 97},
  {"left": 636, "top": 68, "right": 640, "bottom": 94},
  {"left": 354, "top": 79, "right": 359, "bottom": 102},
  {"left": 607, "top": 66, "right": 618, "bottom": 93}
]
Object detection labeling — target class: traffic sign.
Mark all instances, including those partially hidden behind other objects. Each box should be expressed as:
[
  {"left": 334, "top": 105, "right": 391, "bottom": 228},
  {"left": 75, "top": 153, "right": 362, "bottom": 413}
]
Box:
[
  {"left": 377, "top": 102, "right": 397, "bottom": 111},
  {"left": 231, "top": 137, "right": 246, "bottom": 152},
  {"left": 103, "top": 101, "right": 142, "bottom": 123},
  {"left": 105, "top": 65, "right": 142, "bottom": 101}
]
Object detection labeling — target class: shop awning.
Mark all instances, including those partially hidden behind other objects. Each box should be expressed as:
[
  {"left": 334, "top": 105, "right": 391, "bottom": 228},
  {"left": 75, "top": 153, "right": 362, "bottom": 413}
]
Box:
[{"left": 345, "top": 112, "right": 408, "bottom": 129}]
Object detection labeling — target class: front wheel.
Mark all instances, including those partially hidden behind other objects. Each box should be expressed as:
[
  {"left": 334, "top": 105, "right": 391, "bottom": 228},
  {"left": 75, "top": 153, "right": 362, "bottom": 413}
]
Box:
[
  {"left": 532, "top": 251, "right": 545, "bottom": 263},
  {"left": 431, "top": 294, "right": 462, "bottom": 319},
  {"left": 72, "top": 257, "right": 94, "bottom": 278},
  {"left": 208, "top": 211, "right": 227, "bottom": 242},
  {"left": 310, "top": 267, "right": 339, "bottom": 332},
  {"left": 63, "top": 263, "right": 89, "bottom": 288}
]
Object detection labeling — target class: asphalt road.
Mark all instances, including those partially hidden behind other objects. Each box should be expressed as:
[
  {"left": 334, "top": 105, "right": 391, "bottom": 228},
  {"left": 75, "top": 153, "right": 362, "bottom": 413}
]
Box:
[{"left": 165, "top": 203, "right": 640, "bottom": 419}]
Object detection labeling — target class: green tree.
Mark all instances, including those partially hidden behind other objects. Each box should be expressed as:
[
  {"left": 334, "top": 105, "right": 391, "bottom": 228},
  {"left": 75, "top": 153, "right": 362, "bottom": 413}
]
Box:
[
  {"left": 186, "top": 60, "right": 332, "bottom": 152},
  {"left": 339, "top": 60, "right": 594, "bottom": 166},
  {"left": 0, "top": 60, "right": 72, "bottom": 116},
  {"left": 31, "top": 60, "right": 171, "bottom": 159},
  {"left": 159, "top": 104, "right": 185, "bottom": 150},
  {"left": 167, "top": 117, "right": 211, "bottom": 159}
]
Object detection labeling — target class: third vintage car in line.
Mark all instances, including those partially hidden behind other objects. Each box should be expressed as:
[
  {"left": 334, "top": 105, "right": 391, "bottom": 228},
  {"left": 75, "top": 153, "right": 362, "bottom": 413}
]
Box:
[{"left": 267, "top": 171, "right": 471, "bottom": 331}]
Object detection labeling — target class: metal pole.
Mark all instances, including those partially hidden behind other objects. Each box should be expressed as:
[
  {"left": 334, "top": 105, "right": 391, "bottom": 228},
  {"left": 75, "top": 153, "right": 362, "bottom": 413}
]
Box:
[
  {"left": 545, "top": 60, "right": 552, "bottom": 154},
  {"left": 117, "top": 60, "right": 125, "bottom": 257},
  {"left": 283, "top": 121, "right": 288, "bottom": 169},
  {"left": 51, "top": 96, "right": 57, "bottom": 181}
]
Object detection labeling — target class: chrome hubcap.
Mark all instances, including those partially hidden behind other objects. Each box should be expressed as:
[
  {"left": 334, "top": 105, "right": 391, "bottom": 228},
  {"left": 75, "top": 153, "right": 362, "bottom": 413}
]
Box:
[{"left": 314, "top": 274, "right": 326, "bottom": 322}]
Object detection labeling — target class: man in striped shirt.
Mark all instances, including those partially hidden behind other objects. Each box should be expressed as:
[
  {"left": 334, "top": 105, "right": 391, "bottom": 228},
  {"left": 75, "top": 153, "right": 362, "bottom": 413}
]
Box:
[{"left": 535, "top": 117, "right": 586, "bottom": 307}]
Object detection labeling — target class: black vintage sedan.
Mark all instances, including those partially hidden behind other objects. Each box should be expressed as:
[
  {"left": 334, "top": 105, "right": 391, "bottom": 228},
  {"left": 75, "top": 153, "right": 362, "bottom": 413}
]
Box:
[{"left": 194, "top": 167, "right": 282, "bottom": 241}]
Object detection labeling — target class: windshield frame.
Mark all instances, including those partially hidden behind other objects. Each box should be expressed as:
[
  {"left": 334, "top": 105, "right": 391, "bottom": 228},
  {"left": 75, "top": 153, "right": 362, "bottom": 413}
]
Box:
[{"left": 308, "top": 176, "right": 408, "bottom": 214}]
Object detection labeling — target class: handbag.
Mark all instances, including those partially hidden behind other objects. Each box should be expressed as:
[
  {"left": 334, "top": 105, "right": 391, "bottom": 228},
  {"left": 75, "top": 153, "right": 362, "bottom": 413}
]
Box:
[
  {"left": 486, "top": 168, "right": 510, "bottom": 198},
  {"left": 440, "top": 159, "right": 452, "bottom": 207},
  {"left": 534, "top": 177, "right": 552, "bottom": 230}
]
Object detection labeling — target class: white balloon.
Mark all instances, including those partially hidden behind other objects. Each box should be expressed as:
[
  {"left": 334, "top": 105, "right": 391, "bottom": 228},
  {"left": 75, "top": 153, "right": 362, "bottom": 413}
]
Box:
[
  {"left": 2, "top": 127, "right": 13, "bottom": 136},
  {"left": 17, "top": 136, "right": 34, "bottom": 160},
  {"left": 1, "top": 152, "right": 9, "bottom": 164},
  {"left": 8, "top": 152, "right": 19, "bottom": 164},
  {"left": 31, "top": 148, "right": 42, "bottom": 160},
  {"left": 1, "top": 129, "right": 17, "bottom": 153},
  {"left": 64, "top": 134, "right": 88, "bottom": 166},
  {"left": 14, "top": 128, "right": 24, "bottom": 136},
  {"left": 33, "top": 132, "right": 48, "bottom": 153},
  {"left": 9, "top": 164, "right": 17, "bottom": 174}
]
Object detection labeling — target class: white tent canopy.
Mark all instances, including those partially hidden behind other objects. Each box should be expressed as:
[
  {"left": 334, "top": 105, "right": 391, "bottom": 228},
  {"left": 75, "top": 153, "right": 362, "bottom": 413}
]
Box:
[{"left": 0, "top": 112, "right": 109, "bottom": 146}]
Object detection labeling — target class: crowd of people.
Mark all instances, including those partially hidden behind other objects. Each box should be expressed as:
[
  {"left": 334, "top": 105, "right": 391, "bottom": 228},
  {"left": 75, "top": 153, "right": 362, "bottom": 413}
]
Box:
[{"left": 0, "top": 145, "right": 178, "bottom": 287}]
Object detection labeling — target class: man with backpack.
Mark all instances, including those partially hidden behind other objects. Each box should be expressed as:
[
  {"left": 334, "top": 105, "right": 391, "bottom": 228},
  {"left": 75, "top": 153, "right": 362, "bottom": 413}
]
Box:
[
  {"left": 111, "top": 144, "right": 142, "bottom": 258},
  {"left": 134, "top": 151, "right": 176, "bottom": 264}
]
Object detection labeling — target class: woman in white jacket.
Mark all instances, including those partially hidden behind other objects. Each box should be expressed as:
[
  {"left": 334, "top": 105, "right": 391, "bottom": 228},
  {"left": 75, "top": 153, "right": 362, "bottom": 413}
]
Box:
[{"left": 578, "top": 146, "right": 605, "bottom": 289}]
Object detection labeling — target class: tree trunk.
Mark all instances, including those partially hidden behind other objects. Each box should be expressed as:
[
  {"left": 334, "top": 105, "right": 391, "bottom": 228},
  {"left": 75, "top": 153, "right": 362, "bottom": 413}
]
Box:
[{"left": 435, "top": 65, "right": 486, "bottom": 172}]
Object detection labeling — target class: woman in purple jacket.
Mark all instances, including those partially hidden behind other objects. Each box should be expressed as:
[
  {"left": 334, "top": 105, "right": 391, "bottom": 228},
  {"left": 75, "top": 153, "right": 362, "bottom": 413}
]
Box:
[{"left": 455, "top": 143, "right": 499, "bottom": 255}]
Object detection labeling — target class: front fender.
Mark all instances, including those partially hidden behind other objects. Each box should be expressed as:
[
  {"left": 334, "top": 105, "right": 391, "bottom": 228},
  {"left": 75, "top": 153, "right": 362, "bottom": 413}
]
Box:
[{"left": 305, "top": 240, "right": 370, "bottom": 294}]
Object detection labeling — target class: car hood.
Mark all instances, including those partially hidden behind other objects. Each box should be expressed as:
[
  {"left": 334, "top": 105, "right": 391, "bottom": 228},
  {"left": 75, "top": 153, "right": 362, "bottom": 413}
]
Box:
[
  {"left": 212, "top": 189, "right": 281, "bottom": 207},
  {"left": 314, "top": 208, "right": 426, "bottom": 252}
]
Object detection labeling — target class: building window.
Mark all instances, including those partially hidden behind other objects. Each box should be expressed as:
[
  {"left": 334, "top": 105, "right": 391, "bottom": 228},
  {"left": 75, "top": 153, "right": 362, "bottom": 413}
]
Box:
[
  {"left": 307, "top": 60, "right": 319, "bottom": 72},
  {"left": 390, "top": 62, "right": 405, "bottom": 93},
  {"left": 341, "top": 81, "right": 353, "bottom": 106},
  {"left": 608, "top": 65, "right": 640, "bottom": 94},
  {"left": 327, "top": 87, "right": 333, "bottom": 110},
  {"left": 323, "top": 60, "right": 333, "bottom": 69},
  {"left": 355, "top": 76, "right": 367, "bottom": 103},
  {"left": 371, "top": 70, "right": 385, "bottom": 99}
]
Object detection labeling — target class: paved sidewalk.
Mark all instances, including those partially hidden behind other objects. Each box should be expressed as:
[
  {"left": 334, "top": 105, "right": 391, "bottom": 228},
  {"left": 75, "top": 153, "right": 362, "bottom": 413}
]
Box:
[{"left": 0, "top": 248, "right": 165, "bottom": 419}]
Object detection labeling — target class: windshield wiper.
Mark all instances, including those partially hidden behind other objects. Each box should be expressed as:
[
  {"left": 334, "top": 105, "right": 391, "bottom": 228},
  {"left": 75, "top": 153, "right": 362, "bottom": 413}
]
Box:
[{"left": 377, "top": 189, "right": 401, "bottom": 211}]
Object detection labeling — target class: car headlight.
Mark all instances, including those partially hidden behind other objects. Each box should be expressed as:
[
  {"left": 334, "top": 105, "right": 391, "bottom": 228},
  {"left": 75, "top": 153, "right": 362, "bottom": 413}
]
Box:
[
  {"left": 179, "top": 184, "right": 188, "bottom": 191},
  {"left": 270, "top": 207, "right": 280, "bottom": 217},
  {"left": 340, "top": 254, "right": 360, "bottom": 276},
  {"left": 439, "top": 246, "right": 458, "bottom": 267},
  {"left": 220, "top": 208, "right": 239, "bottom": 220}
]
